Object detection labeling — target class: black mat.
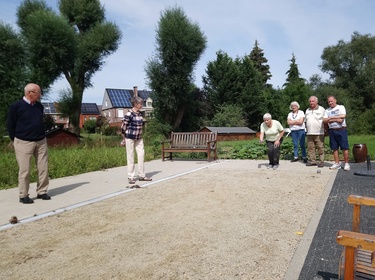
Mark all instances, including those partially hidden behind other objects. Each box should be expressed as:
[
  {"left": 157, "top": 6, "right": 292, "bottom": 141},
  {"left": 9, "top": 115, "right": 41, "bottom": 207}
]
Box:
[
  {"left": 354, "top": 170, "right": 375, "bottom": 177},
  {"left": 298, "top": 162, "right": 375, "bottom": 280}
]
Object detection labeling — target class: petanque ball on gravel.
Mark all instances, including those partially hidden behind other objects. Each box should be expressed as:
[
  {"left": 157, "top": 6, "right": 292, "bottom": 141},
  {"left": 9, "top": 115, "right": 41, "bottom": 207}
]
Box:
[
  {"left": 317, "top": 169, "right": 321, "bottom": 173},
  {"left": 9, "top": 216, "right": 18, "bottom": 224}
]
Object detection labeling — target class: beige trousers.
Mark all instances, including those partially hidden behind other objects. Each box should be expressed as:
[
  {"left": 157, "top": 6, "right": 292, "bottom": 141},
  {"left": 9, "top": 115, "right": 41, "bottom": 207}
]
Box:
[
  {"left": 14, "top": 137, "right": 49, "bottom": 198},
  {"left": 306, "top": 135, "right": 325, "bottom": 163},
  {"left": 125, "top": 138, "right": 145, "bottom": 179}
]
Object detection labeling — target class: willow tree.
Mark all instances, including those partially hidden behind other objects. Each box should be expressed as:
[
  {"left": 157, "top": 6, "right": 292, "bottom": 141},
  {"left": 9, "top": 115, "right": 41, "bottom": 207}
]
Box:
[
  {"left": 17, "top": 0, "right": 122, "bottom": 135},
  {"left": 145, "top": 6, "right": 207, "bottom": 131},
  {"left": 0, "top": 23, "right": 27, "bottom": 135}
]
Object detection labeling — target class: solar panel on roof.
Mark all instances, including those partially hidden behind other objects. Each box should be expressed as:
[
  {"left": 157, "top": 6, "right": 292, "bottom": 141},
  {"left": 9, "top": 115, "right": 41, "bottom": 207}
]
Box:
[
  {"left": 105, "top": 88, "right": 152, "bottom": 108},
  {"left": 42, "top": 102, "right": 57, "bottom": 114},
  {"left": 106, "top": 89, "right": 132, "bottom": 108},
  {"left": 81, "top": 103, "right": 99, "bottom": 114}
]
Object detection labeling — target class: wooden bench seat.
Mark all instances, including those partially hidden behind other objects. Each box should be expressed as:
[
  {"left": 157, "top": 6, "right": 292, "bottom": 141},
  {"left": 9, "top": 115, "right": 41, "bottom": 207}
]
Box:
[
  {"left": 161, "top": 131, "right": 218, "bottom": 161},
  {"left": 336, "top": 195, "right": 375, "bottom": 280}
]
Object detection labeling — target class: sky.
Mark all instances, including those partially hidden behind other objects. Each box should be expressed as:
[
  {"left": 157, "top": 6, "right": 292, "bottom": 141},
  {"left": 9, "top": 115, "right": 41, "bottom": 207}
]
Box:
[{"left": 1, "top": 0, "right": 375, "bottom": 104}]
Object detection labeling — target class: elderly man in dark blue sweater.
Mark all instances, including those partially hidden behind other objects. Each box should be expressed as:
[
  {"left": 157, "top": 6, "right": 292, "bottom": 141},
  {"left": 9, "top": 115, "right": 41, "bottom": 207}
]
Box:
[{"left": 7, "top": 83, "right": 51, "bottom": 204}]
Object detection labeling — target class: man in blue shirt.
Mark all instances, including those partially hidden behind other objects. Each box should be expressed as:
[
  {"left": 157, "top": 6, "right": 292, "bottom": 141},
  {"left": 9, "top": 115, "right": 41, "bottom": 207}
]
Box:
[{"left": 7, "top": 83, "right": 51, "bottom": 203}]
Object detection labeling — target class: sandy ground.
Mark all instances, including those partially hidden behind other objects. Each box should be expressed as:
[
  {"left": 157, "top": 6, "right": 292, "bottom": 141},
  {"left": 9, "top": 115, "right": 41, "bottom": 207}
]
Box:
[{"left": 0, "top": 165, "right": 333, "bottom": 280}]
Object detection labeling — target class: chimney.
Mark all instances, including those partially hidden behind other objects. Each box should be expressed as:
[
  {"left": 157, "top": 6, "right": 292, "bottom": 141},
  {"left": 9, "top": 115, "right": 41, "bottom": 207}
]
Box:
[{"left": 133, "top": 86, "right": 138, "bottom": 98}]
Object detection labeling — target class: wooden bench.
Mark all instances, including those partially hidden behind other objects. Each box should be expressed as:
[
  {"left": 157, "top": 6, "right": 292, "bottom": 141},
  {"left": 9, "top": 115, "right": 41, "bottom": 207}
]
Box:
[
  {"left": 336, "top": 195, "right": 375, "bottom": 280},
  {"left": 161, "top": 131, "right": 218, "bottom": 161}
]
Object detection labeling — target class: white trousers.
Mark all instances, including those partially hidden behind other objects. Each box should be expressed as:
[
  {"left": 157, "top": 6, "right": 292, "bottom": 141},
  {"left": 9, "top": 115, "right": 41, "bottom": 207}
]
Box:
[{"left": 125, "top": 138, "right": 145, "bottom": 179}]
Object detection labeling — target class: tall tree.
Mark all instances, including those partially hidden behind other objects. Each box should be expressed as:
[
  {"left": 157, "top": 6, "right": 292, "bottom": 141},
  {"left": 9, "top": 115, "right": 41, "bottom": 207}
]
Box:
[
  {"left": 249, "top": 40, "right": 272, "bottom": 86},
  {"left": 283, "top": 53, "right": 305, "bottom": 87},
  {"left": 320, "top": 31, "right": 375, "bottom": 111},
  {"left": 16, "top": 0, "right": 122, "bottom": 135},
  {"left": 282, "top": 53, "right": 310, "bottom": 115},
  {"left": 0, "top": 23, "right": 27, "bottom": 136},
  {"left": 202, "top": 50, "right": 240, "bottom": 110},
  {"left": 203, "top": 51, "right": 267, "bottom": 130},
  {"left": 145, "top": 6, "right": 207, "bottom": 130},
  {"left": 235, "top": 56, "right": 267, "bottom": 130}
]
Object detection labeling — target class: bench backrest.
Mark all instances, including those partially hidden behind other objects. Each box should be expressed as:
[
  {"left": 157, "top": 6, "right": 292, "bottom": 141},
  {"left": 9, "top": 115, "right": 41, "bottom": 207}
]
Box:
[{"left": 170, "top": 131, "right": 217, "bottom": 148}]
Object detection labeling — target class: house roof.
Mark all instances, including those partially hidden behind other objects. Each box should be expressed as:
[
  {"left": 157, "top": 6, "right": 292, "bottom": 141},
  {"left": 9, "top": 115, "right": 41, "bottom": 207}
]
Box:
[
  {"left": 201, "top": 126, "right": 257, "bottom": 134},
  {"left": 81, "top": 103, "right": 100, "bottom": 115},
  {"left": 105, "top": 88, "right": 152, "bottom": 108},
  {"left": 42, "top": 102, "right": 100, "bottom": 115},
  {"left": 43, "top": 102, "right": 58, "bottom": 114},
  {"left": 46, "top": 127, "right": 80, "bottom": 137}
]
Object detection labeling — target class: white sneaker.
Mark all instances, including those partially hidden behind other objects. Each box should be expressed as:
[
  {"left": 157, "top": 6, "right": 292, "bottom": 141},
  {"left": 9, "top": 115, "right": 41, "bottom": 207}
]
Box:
[
  {"left": 329, "top": 163, "right": 341, "bottom": 170},
  {"left": 273, "top": 165, "right": 279, "bottom": 170},
  {"left": 344, "top": 163, "right": 350, "bottom": 171},
  {"left": 267, "top": 164, "right": 272, "bottom": 169}
]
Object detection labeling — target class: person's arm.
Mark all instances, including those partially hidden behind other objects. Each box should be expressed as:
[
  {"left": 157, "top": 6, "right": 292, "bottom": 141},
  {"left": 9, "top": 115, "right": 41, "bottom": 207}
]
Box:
[
  {"left": 292, "top": 117, "right": 305, "bottom": 125},
  {"left": 274, "top": 130, "right": 284, "bottom": 147},
  {"left": 259, "top": 132, "right": 265, "bottom": 143},
  {"left": 327, "top": 114, "right": 345, "bottom": 123},
  {"left": 6, "top": 104, "right": 16, "bottom": 142}
]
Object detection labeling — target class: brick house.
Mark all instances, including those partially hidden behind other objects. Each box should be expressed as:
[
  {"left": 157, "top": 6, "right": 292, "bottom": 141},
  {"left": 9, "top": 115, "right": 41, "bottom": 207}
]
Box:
[
  {"left": 101, "top": 86, "right": 153, "bottom": 128},
  {"left": 79, "top": 103, "right": 101, "bottom": 128},
  {"left": 43, "top": 102, "right": 69, "bottom": 129},
  {"left": 42, "top": 102, "right": 101, "bottom": 129}
]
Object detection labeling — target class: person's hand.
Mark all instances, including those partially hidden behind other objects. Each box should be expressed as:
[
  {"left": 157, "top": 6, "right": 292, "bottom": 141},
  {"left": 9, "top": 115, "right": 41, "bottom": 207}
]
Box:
[
  {"left": 274, "top": 140, "right": 280, "bottom": 147},
  {"left": 259, "top": 140, "right": 264, "bottom": 144}
]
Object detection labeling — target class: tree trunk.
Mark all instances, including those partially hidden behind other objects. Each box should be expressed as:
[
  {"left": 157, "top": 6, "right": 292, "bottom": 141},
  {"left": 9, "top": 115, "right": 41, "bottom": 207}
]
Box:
[{"left": 173, "top": 104, "right": 185, "bottom": 130}]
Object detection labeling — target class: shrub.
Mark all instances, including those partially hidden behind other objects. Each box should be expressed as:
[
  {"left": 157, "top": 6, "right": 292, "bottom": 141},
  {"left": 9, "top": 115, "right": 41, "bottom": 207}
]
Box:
[
  {"left": 103, "top": 126, "right": 118, "bottom": 136},
  {"left": 83, "top": 119, "right": 97, "bottom": 133}
]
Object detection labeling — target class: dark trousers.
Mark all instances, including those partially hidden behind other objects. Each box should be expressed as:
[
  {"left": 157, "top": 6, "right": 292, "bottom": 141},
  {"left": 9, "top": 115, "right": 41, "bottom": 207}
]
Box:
[{"left": 266, "top": 139, "right": 283, "bottom": 166}]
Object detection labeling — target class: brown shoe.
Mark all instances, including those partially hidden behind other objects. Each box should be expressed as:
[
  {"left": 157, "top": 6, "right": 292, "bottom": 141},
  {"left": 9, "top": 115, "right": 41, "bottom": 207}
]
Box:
[
  {"left": 306, "top": 162, "right": 317, "bottom": 166},
  {"left": 318, "top": 162, "right": 324, "bottom": 168}
]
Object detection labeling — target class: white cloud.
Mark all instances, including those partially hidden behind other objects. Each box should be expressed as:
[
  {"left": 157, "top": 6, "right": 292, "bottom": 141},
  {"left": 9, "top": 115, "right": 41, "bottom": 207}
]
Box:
[{"left": 1, "top": 0, "right": 375, "bottom": 103}]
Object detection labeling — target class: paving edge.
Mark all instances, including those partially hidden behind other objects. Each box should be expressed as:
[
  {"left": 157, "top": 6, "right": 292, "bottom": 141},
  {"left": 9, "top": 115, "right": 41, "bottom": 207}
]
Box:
[
  {"left": 283, "top": 170, "right": 338, "bottom": 280},
  {"left": 0, "top": 161, "right": 223, "bottom": 231}
]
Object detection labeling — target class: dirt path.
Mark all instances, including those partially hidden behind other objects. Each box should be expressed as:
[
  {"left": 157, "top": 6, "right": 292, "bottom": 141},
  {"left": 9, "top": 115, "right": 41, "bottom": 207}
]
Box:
[{"left": 0, "top": 166, "right": 333, "bottom": 279}]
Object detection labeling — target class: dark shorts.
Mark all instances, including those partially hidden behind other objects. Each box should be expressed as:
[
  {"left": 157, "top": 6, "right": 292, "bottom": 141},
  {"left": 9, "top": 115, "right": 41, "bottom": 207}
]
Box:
[{"left": 329, "top": 129, "right": 349, "bottom": 150}]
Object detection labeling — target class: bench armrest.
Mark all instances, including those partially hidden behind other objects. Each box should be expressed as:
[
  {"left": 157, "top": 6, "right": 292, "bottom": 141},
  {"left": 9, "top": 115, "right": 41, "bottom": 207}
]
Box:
[
  {"left": 337, "top": 230, "right": 375, "bottom": 252},
  {"left": 348, "top": 195, "right": 375, "bottom": 207}
]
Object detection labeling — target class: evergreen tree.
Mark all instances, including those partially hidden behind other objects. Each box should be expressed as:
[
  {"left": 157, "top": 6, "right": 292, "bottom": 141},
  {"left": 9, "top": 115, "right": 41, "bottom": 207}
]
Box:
[
  {"left": 235, "top": 56, "right": 267, "bottom": 131},
  {"left": 249, "top": 40, "right": 272, "bottom": 86},
  {"left": 283, "top": 53, "right": 305, "bottom": 86},
  {"left": 282, "top": 53, "right": 310, "bottom": 116},
  {"left": 202, "top": 50, "right": 240, "bottom": 110}
]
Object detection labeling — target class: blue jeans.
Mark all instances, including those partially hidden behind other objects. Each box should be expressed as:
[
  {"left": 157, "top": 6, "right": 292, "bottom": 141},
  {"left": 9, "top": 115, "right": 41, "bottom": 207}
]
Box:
[{"left": 291, "top": 129, "right": 306, "bottom": 158}]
